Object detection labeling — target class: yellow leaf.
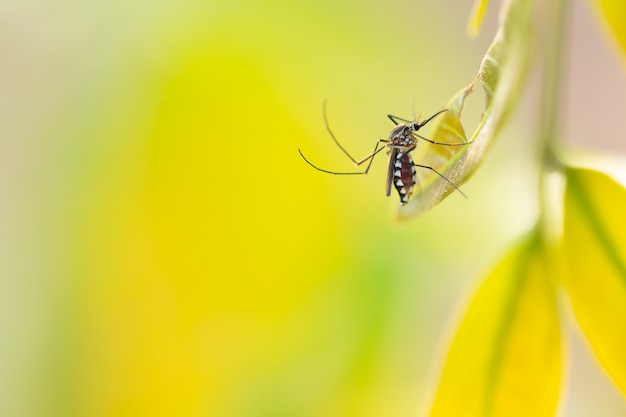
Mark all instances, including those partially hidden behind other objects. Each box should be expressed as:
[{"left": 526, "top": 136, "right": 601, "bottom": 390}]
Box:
[
  {"left": 562, "top": 167, "right": 626, "bottom": 394},
  {"left": 398, "top": 0, "right": 533, "bottom": 219},
  {"left": 467, "top": 0, "right": 491, "bottom": 36},
  {"left": 429, "top": 233, "right": 562, "bottom": 417},
  {"left": 592, "top": 0, "right": 626, "bottom": 62}
]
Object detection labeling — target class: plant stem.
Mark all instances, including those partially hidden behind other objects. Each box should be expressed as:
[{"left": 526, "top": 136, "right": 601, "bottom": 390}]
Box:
[{"left": 537, "top": 0, "right": 569, "bottom": 241}]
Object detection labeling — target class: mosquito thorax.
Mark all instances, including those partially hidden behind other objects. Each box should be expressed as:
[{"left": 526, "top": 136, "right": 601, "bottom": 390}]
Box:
[{"left": 389, "top": 124, "right": 416, "bottom": 148}]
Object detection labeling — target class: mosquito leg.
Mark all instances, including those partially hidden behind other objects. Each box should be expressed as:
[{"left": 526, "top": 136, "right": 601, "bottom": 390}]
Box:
[
  {"left": 413, "top": 109, "right": 473, "bottom": 146},
  {"left": 413, "top": 163, "right": 467, "bottom": 198},
  {"left": 354, "top": 139, "right": 389, "bottom": 170},
  {"left": 416, "top": 109, "right": 448, "bottom": 128},
  {"left": 387, "top": 114, "right": 412, "bottom": 125},
  {"left": 414, "top": 133, "right": 470, "bottom": 146},
  {"left": 299, "top": 149, "right": 364, "bottom": 175},
  {"left": 389, "top": 109, "right": 448, "bottom": 126},
  {"left": 323, "top": 100, "right": 362, "bottom": 165},
  {"left": 298, "top": 139, "right": 388, "bottom": 176}
]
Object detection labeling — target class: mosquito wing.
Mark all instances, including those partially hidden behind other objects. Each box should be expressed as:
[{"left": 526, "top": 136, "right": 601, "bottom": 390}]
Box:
[{"left": 386, "top": 148, "right": 398, "bottom": 197}]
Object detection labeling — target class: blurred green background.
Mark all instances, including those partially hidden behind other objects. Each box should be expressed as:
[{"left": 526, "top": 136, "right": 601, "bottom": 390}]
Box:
[{"left": 1, "top": 0, "right": 625, "bottom": 416}]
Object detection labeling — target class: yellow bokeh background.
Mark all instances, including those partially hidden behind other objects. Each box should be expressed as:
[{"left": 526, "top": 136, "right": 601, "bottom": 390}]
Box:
[{"left": 2, "top": 0, "right": 625, "bottom": 416}]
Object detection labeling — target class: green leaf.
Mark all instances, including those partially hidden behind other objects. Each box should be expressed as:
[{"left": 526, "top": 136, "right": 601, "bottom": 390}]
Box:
[
  {"left": 562, "top": 167, "right": 626, "bottom": 394},
  {"left": 398, "top": 0, "right": 533, "bottom": 220},
  {"left": 429, "top": 232, "right": 562, "bottom": 417},
  {"left": 592, "top": 0, "right": 626, "bottom": 60},
  {"left": 467, "top": 0, "right": 491, "bottom": 36}
]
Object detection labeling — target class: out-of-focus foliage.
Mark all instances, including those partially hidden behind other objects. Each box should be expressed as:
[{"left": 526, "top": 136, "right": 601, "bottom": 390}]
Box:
[
  {"left": 424, "top": 0, "right": 626, "bottom": 415},
  {"left": 1, "top": 2, "right": 508, "bottom": 417},
  {"left": 429, "top": 232, "right": 562, "bottom": 417},
  {"left": 562, "top": 167, "right": 626, "bottom": 395},
  {"left": 592, "top": 0, "right": 626, "bottom": 60},
  {"left": 467, "top": 0, "right": 492, "bottom": 36}
]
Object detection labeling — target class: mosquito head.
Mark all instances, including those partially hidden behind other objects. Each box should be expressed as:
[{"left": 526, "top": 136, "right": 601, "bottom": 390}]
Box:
[{"left": 409, "top": 121, "right": 421, "bottom": 131}]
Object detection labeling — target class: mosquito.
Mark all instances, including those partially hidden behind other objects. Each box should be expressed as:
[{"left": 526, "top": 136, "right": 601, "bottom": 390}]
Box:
[{"left": 298, "top": 102, "right": 469, "bottom": 205}]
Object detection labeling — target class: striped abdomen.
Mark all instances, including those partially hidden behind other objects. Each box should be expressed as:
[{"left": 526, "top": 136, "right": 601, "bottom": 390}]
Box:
[{"left": 391, "top": 151, "right": 416, "bottom": 205}]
